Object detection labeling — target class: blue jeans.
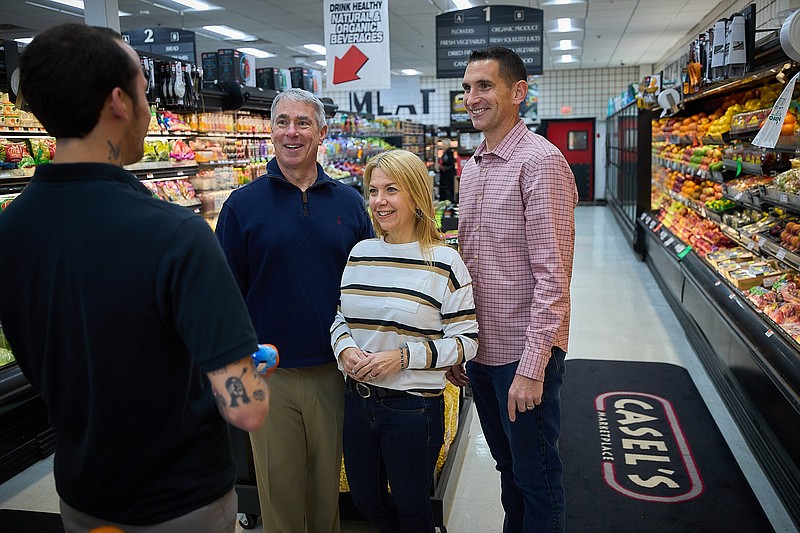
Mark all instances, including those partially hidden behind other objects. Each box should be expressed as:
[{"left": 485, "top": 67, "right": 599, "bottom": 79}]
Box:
[
  {"left": 342, "top": 384, "right": 444, "bottom": 533},
  {"left": 467, "top": 347, "right": 567, "bottom": 533}
]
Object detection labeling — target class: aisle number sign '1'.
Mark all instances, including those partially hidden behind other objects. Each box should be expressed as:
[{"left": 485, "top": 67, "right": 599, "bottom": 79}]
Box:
[{"left": 324, "top": 0, "right": 391, "bottom": 90}]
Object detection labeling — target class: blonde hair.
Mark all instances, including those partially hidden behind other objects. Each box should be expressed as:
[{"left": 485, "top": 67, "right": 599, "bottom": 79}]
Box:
[{"left": 363, "top": 149, "right": 444, "bottom": 252}]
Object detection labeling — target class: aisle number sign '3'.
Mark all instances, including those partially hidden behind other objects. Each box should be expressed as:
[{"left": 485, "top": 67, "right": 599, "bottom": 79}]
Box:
[{"left": 324, "top": 0, "right": 391, "bottom": 90}]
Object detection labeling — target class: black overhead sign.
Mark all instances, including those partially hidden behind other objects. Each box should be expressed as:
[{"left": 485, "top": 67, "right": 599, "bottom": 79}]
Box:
[
  {"left": 436, "top": 6, "right": 543, "bottom": 79},
  {"left": 122, "top": 28, "right": 197, "bottom": 63}
]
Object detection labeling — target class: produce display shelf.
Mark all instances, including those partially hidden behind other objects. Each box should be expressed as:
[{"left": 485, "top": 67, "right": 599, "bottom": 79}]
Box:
[
  {"left": 708, "top": 169, "right": 729, "bottom": 183},
  {"left": 722, "top": 190, "right": 763, "bottom": 211},
  {"left": 195, "top": 132, "right": 272, "bottom": 138},
  {"left": 721, "top": 159, "right": 787, "bottom": 177},
  {"left": 0, "top": 129, "right": 49, "bottom": 137},
  {"left": 196, "top": 159, "right": 252, "bottom": 166},
  {"left": 0, "top": 168, "right": 35, "bottom": 179},
  {"left": 639, "top": 216, "right": 800, "bottom": 525},
  {"left": 125, "top": 160, "right": 198, "bottom": 172},
  {"left": 753, "top": 236, "right": 800, "bottom": 273},
  {"left": 760, "top": 187, "right": 800, "bottom": 211},
  {"left": 145, "top": 132, "right": 194, "bottom": 139}
]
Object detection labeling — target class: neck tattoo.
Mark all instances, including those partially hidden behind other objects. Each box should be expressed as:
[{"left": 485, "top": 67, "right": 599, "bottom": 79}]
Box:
[{"left": 106, "top": 140, "right": 122, "bottom": 163}]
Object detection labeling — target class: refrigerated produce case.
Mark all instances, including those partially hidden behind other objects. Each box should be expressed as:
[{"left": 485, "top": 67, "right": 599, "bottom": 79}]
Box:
[
  {"left": 0, "top": 324, "right": 54, "bottom": 484},
  {"left": 606, "top": 40, "right": 800, "bottom": 528}
]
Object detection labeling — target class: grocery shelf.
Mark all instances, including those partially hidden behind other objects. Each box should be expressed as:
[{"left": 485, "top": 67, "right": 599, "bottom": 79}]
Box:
[
  {"left": 639, "top": 217, "right": 800, "bottom": 523},
  {"left": 612, "top": 49, "right": 800, "bottom": 528}
]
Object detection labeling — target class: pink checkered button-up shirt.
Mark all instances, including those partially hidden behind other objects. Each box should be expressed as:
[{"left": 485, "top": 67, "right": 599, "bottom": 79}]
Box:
[{"left": 458, "top": 120, "right": 578, "bottom": 381}]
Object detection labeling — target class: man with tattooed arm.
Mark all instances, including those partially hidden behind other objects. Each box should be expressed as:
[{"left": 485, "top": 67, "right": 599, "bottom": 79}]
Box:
[{"left": 0, "top": 23, "right": 268, "bottom": 533}]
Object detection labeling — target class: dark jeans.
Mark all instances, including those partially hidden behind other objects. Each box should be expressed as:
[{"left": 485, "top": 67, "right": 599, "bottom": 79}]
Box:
[
  {"left": 342, "top": 384, "right": 444, "bottom": 533},
  {"left": 467, "top": 347, "right": 567, "bottom": 533}
]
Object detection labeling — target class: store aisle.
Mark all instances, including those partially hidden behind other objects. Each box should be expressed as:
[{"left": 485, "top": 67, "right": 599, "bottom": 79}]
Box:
[{"left": 0, "top": 206, "right": 796, "bottom": 532}]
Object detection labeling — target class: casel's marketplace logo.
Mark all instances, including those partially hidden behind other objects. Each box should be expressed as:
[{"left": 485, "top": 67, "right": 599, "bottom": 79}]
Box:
[{"left": 595, "top": 391, "right": 704, "bottom": 502}]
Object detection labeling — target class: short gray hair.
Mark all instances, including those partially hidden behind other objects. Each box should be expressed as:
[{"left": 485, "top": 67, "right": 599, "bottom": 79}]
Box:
[{"left": 271, "top": 88, "right": 326, "bottom": 129}]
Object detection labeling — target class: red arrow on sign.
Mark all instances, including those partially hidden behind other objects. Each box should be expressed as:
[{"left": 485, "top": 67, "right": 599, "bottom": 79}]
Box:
[{"left": 333, "top": 45, "right": 369, "bottom": 84}]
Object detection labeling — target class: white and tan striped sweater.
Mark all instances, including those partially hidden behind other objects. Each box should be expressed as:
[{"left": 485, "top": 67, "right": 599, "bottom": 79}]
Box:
[{"left": 331, "top": 237, "right": 479, "bottom": 394}]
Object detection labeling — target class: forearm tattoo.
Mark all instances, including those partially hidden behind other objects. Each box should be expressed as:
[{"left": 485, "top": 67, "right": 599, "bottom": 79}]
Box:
[{"left": 225, "top": 367, "right": 251, "bottom": 407}]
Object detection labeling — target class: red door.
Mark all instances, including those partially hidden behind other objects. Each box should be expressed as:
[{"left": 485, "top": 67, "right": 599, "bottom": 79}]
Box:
[{"left": 542, "top": 118, "right": 595, "bottom": 202}]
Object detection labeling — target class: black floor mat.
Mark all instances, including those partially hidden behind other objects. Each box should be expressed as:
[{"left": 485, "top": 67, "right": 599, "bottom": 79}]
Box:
[{"left": 562, "top": 359, "right": 773, "bottom": 532}]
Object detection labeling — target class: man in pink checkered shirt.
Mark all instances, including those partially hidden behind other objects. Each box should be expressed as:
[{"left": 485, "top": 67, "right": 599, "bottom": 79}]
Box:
[{"left": 449, "top": 47, "right": 578, "bottom": 533}]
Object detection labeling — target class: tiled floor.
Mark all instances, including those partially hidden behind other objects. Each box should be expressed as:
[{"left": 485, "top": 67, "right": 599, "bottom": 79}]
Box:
[{"left": 0, "top": 206, "right": 797, "bottom": 532}]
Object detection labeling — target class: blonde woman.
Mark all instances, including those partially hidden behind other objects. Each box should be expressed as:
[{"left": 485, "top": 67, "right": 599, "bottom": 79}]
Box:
[{"left": 331, "top": 149, "right": 478, "bottom": 532}]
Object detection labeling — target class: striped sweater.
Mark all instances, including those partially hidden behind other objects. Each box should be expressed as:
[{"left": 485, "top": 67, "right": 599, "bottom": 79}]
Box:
[{"left": 331, "top": 237, "right": 479, "bottom": 393}]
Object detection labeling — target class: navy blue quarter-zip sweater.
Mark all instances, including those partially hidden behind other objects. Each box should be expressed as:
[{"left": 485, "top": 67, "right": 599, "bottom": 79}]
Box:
[{"left": 216, "top": 157, "right": 373, "bottom": 368}]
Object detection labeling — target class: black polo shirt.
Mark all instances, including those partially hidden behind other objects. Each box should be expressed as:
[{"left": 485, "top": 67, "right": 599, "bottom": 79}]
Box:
[{"left": 0, "top": 163, "right": 258, "bottom": 524}]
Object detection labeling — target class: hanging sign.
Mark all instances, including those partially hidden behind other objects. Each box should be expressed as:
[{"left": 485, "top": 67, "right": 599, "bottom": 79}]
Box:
[
  {"left": 122, "top": 28, "right": 197, "bottom": 63},
  {"left": 325, "top": 0, "right": 391, "bottom": 90},
  {"left": 751, "top": 71, "right": 799, "bottom": 149},
  {"left": 436, "top": 6, "right": 543, "bottom": 79}
]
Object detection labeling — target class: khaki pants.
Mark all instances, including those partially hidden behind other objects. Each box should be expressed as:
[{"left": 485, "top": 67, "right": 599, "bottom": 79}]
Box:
[
  {"left": 60, "top": 488, "right": 236, "bottom": 533},
  {"left": 251, "top": 363, "right": 344, "bottom": 533}
]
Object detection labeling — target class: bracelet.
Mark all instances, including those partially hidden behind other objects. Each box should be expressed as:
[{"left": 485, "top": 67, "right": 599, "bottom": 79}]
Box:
[{"left": 400, "top": 343, "right": 409, "bottom": 370}]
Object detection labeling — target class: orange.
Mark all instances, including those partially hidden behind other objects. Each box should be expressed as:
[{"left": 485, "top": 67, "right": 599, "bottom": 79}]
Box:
[
  {"left": 781, "top": 123, "right": 795, "bottom": 136},
  {"left": 784, "top": 113, "right": 796, "bottom": 125},
  {"left": 88, "top": 527, "right": 126, "bottom": 533}
]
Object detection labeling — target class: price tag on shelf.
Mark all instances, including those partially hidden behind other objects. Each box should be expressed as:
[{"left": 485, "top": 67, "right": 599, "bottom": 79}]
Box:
[
  {"left": 146, "top": 173, "right": 154, "bottom": 180},
  {"left": 781, "top": 193, "right": 789, "bottom": 204},
  {"left": 640, "top": 212, "right": 648, "bottom": 221},
  {"left": 735, "top": 192, "right": 743, "bottom": 201},
  {"left": 765, "top": 329, "right": 774, "bottom": 338},
  {"left": 649, "top": 220, "right": 657, "bottom": 229},
  {"left": 747, "top": 240, "right": 756, "bottom": 251},
  {"left": 177, "top": 171, "right": 184, "bottom": 176},
  {"left": 729, "top": 293, "right": 736, "bottom": 300},
  {"left": 714, "top": 280, "right": 721, "bottom": 286},
  {"left": 758, "top": 236, "right": 766, "bottom": 247},
  {"left": 660, "top": 230, "right": 669, "bottom": 241},
  {"left": 665, "top": 237, "right": 675, "bottom": 246}
]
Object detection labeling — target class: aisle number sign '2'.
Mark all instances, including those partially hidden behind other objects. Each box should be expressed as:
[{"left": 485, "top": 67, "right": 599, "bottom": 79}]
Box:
[{"left": 324, "top": 0, "right": 391, "bottom": 90}]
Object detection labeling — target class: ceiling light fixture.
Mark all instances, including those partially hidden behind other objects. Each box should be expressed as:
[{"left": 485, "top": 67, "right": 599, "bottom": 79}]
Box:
[
  {"left": 202, "top": 25, "right": 256, "bottom": 41},
  {"left": 25, "top": 1, "right": 83, "bottom": 16},
  {"left": 238, "top": 47, "right": 275, "bottom": 58},
  {"left": 151, "top": 2, "right": 181, "bottom": 14},
  {"left": 557, "top": 18, "right": 572, "bottom": 31},
  {"left": 170, "top": 0, "right": 213, "bottom": 10},
  {"left": 32, "top": 0, "right": 129, "bottom": 15},
  {"left": 46, "top": 0, "right": 82, "bottom": 8},
  {"left": 14, "top": 37, "right": 34, "bottom": 45},
  {"left": 559, "top": 39, "right": 571, "bottom": 49},
  {"left": 401, "top": 68, "right": 421, "bottom": 75},
  {"left": 453, "top": 0, "right": 472, "bottom": 9},
  {"left": 304, "top": 44, "right": 327, "bottom": 55}
]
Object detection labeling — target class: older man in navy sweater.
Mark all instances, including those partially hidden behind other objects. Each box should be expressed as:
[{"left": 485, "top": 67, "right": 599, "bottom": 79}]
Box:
[{"left": 216, "top": 88, "right": 373, "bottom": 533}]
